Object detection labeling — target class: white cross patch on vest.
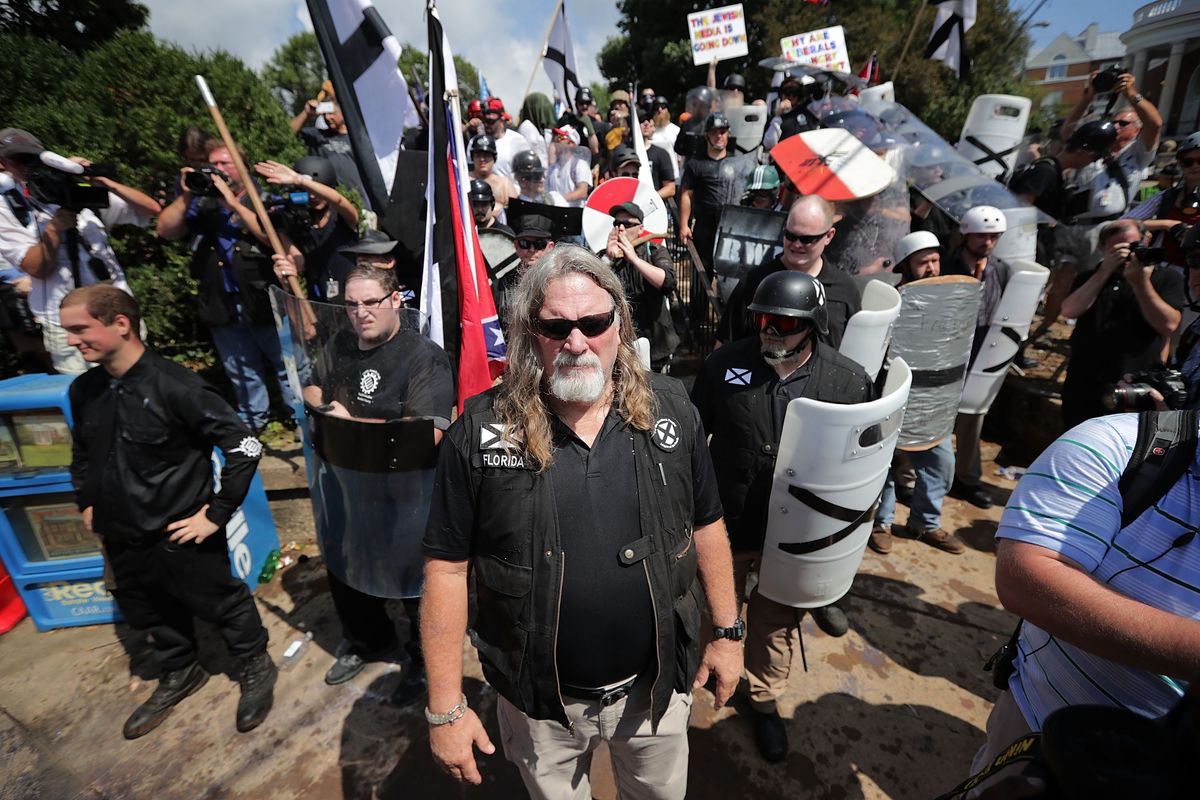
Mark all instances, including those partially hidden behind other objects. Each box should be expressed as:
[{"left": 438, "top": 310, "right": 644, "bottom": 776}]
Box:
[
  {"left": 480, "top": 423, "right": 518, "bottom": 450},
  {"left": 653, "top": 417, "right": 680, "bottom": 452},
  {"left": 724, "top": 367, "right": 752, "bottom": 386}
]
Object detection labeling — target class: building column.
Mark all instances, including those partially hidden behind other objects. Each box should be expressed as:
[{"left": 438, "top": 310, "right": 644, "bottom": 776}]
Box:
[
  {"left": 1130, "top": 48, "right": 1148, "bottom": 91},
  {"left": 1157, "top": 41, "right": 1187, "bottom": 131}
]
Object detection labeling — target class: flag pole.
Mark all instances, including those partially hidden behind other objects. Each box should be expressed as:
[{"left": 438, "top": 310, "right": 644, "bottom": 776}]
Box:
[
  {"left": 519, "top": 0, "right": 565, "bottom": 113},
  {"left": 891, "top": 1, "right": 928, "bottom": 83}
]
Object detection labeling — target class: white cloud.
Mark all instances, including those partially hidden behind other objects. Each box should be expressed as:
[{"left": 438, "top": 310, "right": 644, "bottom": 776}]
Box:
[{"left": 139, "top": 0, "right": 624, "bottom": 108}]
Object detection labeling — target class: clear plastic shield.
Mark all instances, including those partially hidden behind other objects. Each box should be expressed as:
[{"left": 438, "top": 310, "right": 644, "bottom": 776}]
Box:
[
  {"left": 271, "top": 287, "right": 438, "bottom": 599},
  {"left": 757, "top": 359, "right": 912, "bottom": 609},
  {"left": 959, "top": 262, "right": 1049, "bottom": 415}
]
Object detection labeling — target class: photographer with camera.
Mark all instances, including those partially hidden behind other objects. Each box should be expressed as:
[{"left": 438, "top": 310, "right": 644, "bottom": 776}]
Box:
[
  {"left": 254, "top": 156, "right": 359, "bottom": 301},
  {"left": 1124, "top": 132, "right": 1200, "bottom": 268},
  {"left": 1059, "top": 218, "right": 1185, "bottom": 428},
  {"left": 0, "top": 128, "right": 160, "bottom": 374},
  {"left": 156, "top": 141, "right": 298, "bottom": 433}
]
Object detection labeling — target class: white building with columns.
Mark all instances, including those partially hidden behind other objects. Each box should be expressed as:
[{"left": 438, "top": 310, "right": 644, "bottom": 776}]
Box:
[{"left": 1122, "top": 0, "right": 1200, "bottom": 137}]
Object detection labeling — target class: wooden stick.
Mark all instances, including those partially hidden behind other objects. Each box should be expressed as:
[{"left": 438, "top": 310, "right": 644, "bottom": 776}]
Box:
[
  {"left": 519, "top": 0, "right": 564, "bottom": 113},
  {"left": 892, "top": 1, "right": 928, "bottom": 84}
]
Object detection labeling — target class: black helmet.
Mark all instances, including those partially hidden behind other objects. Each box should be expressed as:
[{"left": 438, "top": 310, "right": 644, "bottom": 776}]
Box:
[
  {"left": 468, "top": 178, "right": 493, "bottom": 203},
  {"left": 575, "top": 86, "right": 594, "bottom": 105},
  {"left": 747, "top": 271, "right": 828, "bottom": 335},
  {"left": 1066, "top": 120, "right": 1118, "bottom": 154},
  {"left": 293, "top": 155, "right": 336, "bottom": 187},
  {"left": 723, "top": 73, "right": 746, "bottom": 92},
  {"left": 513, "top": 149, "right": 544, "bottom": 177},
  {"left": 705, "top": 112, "right": 731, "bottom": 132},
  {"left": 470, "top": 133, "right": 498, "bottom": 156}
]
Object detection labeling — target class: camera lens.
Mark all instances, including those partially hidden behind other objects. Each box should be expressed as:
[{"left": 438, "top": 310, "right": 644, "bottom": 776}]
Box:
[
  {"left": 184, "top": 169, "right": 213, "bottom": 195},
  {"left": 1091, "top": 68, "right": 1118, "bottom": 93}
]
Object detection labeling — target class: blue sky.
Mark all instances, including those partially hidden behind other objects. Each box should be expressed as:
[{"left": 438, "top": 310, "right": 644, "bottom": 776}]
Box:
[{"left": 138, "top": 1, "right": 1144, "bottom": 105}]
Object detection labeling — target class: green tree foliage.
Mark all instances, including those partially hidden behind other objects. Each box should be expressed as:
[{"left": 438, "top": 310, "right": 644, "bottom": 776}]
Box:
[
  {"left": 399, "top": 43, "right": 481, "bottom": 108},
  {"left": 261, "top": 31, "right": 327, "bottom": 116},
  {"left": 0, "top": 0, "right": 148, "bottom": 53},
  {"left": 0, "top": 31, "right": 302, "bottom": 368},
  {"left": 598, "top": 0, "right": 1035, "bottom": 140}
]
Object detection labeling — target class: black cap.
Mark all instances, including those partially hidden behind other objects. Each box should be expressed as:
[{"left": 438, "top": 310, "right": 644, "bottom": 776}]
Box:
[
  {"left": 515, "top": 213, "right": 554, "bottom": 239},
  {"left": 609, "top": 202, "right": 644, "bottom": 222},
  {"left": 508, "top": 199, "right": 583, "bottom": 239},
  {"left": 0, "top": 128, "right": 44, "bottom": 158},
  {"left": 339, "top": 229, "right": 398, "bottom": 256},
  {"left": 723, "top": 73, "right": 746, "bottom": 91}
]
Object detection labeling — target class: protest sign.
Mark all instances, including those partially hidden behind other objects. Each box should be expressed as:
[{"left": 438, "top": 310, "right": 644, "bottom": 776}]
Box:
[
  {"left": 687, "top": 4, "right": 748, "bottom": 66},
  {"left": 780, "top": 25, "right": 851, "bottom": 74}
]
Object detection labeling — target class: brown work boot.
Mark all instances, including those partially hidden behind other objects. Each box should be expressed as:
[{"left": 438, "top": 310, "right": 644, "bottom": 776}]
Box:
[
  {"left": 868, "top": 524, "right": 893, "bottom": 554},
  {"left": 909, "top": 525, "right": 966, "bottom": 555}
]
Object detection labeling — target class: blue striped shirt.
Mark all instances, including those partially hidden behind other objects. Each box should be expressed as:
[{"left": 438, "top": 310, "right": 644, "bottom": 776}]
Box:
[{"left": 996, "top": 413, "right": 1199, "bottom": 728}]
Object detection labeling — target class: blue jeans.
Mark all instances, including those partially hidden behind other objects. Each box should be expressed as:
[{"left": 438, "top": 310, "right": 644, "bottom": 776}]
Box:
[
  {"left": 875, "top": 438, "right": 955, "bottom": 532},
  {"left": 209, "top": 317, "right": 295, "bottom": 431}
]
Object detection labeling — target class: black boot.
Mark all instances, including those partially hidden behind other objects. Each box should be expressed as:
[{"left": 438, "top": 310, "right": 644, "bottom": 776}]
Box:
[
  {"left": 811, "top": 604, "right": 849, "bottom": 637},
  {"left": 236, "top": 652, "right": 277, "bottom": 732},
  {"left": 752, "top": 708, "right": 789, "bottom": 762},
  {"left": 123, "top": 662, "right": 209, "bottom": 739}
]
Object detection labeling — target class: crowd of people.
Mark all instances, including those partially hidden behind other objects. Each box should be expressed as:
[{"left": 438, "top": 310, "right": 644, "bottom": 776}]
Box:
[{"left": 1, "top": 56, "right": 1198, "bottom": 798}]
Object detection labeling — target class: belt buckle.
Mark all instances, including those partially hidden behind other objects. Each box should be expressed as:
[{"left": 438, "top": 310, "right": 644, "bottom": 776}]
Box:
[{"left": 598, "top": 686, "right": 629, "bottom": 707}]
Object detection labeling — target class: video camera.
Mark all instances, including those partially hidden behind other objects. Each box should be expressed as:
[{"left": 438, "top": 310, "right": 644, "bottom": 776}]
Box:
[
  {"left": 265, "top": 187, "right": 318, "bottom": 248},
  {"left": 24, "top": 151, "right": 113, "bottom": 211},
  {"left": 1091, "top": 64, "right": 1124, "bottom": 94},
  {"left": 1101, "top": 368, "right": 1189, "bottom": 412},
  {"left": 183, "top": 165, "right": 231, "bottom": 198}
]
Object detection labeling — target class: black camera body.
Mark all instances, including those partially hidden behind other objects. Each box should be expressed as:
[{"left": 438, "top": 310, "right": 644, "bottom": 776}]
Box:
[
  {"left": 183, "top": 165, "right": 231, "bottom": 198},
  {"left": 1102, "top": 368, "right": 1189, "bottom": 412},
  {"left": 1091, "top": 64, "right": 1123, "bottom": 93},
  {"left": 266, "top": 188, "right": 317, "bottom": 248},
  {"left": 1131, "top": 245, "right": 1167, "bottom": 264},
  {"left": 25, "top": 164, "right": 112, "bottom": 212}
]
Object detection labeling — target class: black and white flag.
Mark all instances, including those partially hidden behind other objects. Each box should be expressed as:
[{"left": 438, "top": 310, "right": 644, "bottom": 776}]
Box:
[
  {"left": 305, "top": 0, "right": 420, "bottom": 219},
  {"left": 925, "top": 0, "right": 976, "bottom": 80},
  {"left": 542, "top": 2, "right": 580, "bottom": 104}
]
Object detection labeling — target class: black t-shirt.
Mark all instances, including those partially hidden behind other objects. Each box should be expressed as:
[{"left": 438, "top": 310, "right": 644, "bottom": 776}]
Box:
[
  {"left": 302, "top": 212, "right": 358, "bottom": 301},
  {"left": 610, "top": 243, "right": 676, "bottom": 344},
  {"left": 716, "top": 255, "right": 862, "bottom": 349},
  {"left": 680, "top": 151, "right": 755, "bottom": 218},
  {"left": 1065, "top": 266, "right": 1186, "bottom": 388},
  {"left": 778, "top": 107, "right": 820, "bottom": 141},
  {"left": 1009, "top": 157, "right": 1064, "bottom": 218},
  {"left": 300, "top": 127, "right": 368, "bottom": 203},
  {"left": 316, "top": 327, "right": 454, "bottom": 425},
  {"left": 646, "top": 144, "right": 676, "bottom": 192}
]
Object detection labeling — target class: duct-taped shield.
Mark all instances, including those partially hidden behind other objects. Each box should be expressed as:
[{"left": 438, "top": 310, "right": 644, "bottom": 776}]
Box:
[
  {"left": 757, "top": 359, "right": 912, "bottom": 609},
  {"left": 959, "top": 261, "right": 1049, "bottom": 415},
  {"left": 888, "top": 276, "right": 981, "bottom": 451},
  {"left": 271, "top": 287, "right": 439, "bottom": 598},
  {"left": 839, "top": 279, "right": 901, "bottom": 381}
]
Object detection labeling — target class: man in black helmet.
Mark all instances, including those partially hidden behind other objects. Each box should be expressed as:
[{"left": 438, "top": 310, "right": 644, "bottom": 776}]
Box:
[
  {"left": 692, "top": 269, "right": 874, "bottom": 763},
  {"left": 469, "top": 133, "right": 517, "bottom": 221},
  {"left": 556, "top": 86, "right": 601, "bottom": 159},
  {"left": 513, "top": 150, "right": 567, "bottom": 207},
  {"left": 256, "top": 156, "right": 359, "bottom": 301},
  {"left": 679, "top": 112, "right": 755, "bottom": 272},
  {"left": 468, "top": 178, "right": 513, "bottom": 235},
  {"left": 763, "top": 76, "right": 822, "bottom": 149}
]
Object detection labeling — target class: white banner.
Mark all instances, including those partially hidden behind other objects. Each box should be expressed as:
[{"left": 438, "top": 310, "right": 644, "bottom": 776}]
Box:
[
  {"left": 687, "top": 4, "right": 748, "bottom": 66},
  {"left": 780, "top": 25, "right": 851, "bottom": 74}
]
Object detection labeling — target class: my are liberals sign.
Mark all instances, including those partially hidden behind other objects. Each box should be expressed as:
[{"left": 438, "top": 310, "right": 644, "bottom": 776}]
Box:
[{"left": 687, "top": 4, "right": 749, "bottom": 66}]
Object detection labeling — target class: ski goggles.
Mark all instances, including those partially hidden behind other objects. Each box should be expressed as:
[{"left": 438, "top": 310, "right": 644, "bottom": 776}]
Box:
[
  {"left": 752, "top": 311, "right": 810, "bottom": 337},
  {"left": 532, "top": 308, "right": 616, "bottom": 340}
]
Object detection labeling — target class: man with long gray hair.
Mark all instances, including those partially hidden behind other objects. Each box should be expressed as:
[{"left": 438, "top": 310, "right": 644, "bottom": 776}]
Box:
[{"left": 420, "top": 245, "right": 742, "bottom": 798}]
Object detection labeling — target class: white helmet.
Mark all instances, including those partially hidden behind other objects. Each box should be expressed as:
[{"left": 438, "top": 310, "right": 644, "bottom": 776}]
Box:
[
  {"left": 960, "top": 205, "right": 1008, "bottom": 235},
  {"left": 894, "top": 230, "right": 941, "bottom": 267}
]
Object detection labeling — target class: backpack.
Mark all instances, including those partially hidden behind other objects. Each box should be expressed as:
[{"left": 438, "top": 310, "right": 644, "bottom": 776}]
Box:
[{"left": 985, "top": 410, "right": 1199, "bottom": 689}]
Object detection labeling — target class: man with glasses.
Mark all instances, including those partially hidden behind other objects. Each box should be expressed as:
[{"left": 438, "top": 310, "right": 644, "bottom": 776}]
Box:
[
  {"left": 604, "top": 201, "right": 678, "bottom": 369},
  {"left": 717, "top": 195, "right": 860, "bottom": 348},
  {"left": 692, "top": 269, "right": 874, "bottom": 762},
  {"left": 513, "top": 150, "right": 567, "bottom": 207},
  {"left": 301, "top": 266, "right": 453, "bottom": 699},
  {"left": 421, "top": 246, "right": 741, "bottom": 796}
]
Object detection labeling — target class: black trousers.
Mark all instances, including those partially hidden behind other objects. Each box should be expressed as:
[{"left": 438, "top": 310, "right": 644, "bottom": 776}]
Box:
[
  {"left": 106, "top": 533, "right": 268, "bottom": 672},
  {"left": 326, "top": 572, "right": 422, "bottom": 662}
]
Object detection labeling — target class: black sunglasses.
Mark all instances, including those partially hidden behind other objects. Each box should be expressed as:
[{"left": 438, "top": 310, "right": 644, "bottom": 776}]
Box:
[
  {"left": 612, "top": 218, "right": 640, "bottom": 228},
  {"left": 1112, "top": 119, "right": 1134, "bottom": 127},
  {"left": 516, "top": 237, "right": 551, "bottom": 250},
  {"left": 783, "top": 228, "right": 830, "bottom": 245},
  {"left": 532, "top": 308, "right": 616, "bottom": 340}
]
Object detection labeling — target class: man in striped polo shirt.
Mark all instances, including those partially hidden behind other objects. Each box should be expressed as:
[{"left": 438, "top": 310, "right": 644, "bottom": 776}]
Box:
[{"left": 972, "top": 413, "right": 1200, "bottom": 776}]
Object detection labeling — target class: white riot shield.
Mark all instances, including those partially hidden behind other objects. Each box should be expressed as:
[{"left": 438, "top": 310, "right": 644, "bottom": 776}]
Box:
[
  {"left": 859, "top": 81, "right": 895, "bottom": 104},
  {"left": 839, "top": 279, "right": 901, "bottom": 381},
  {"left": 271, "top": 287, "right": 437, "bottom": 599},
  {"left": 888, "top": 276, "right": 981, "bottom": 450},
  {"left": 635, "top": 337, "right": 651, "bottom": 371},
  {"left": 726, "top": 104, "right": 769, "bottom": 156},
  {"left": 757, "top": 360, "right": 912, "bottom": 609},
  {"left": 992, "top": 206, "right": 1039, "bottom": 264},
  {"left": 956, "top": 95, "right": 1031, "bottom": 182},
  {"left": 959, "top": 262, "right": 1049, "bottom": 415}
]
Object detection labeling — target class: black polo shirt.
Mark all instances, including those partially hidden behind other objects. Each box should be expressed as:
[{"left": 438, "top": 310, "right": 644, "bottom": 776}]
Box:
[
  {"left": 680, "top": 151, "right": 755, "bottom": 218},
  {"left": 552, "top": 408, "right": 722, "bottom": 688},
  {"left": 716, "top": 255, "right": 862, "bottom": 348}
]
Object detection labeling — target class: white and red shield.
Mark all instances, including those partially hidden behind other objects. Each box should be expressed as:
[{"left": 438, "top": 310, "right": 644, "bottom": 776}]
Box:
[
  {"left": 771, "top": 128, "right": 895, "bottom": 201},
  {"left": 582, "top": 177, "right": 670, "bottom": 251}
]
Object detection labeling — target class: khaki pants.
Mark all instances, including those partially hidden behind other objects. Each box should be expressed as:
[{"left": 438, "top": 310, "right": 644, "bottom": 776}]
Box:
[
  {"left": 734, "top": 551, "right": 806, "bottom": 713},
  {"left": 496, "top": 684, "right": 692, "bottom": 800},
  {"left": 965, "top": 690, "right": 1037, "bottom": 798}
]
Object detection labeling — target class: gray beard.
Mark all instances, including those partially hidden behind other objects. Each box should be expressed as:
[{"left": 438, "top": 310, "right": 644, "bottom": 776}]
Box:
[{"left": 548, "top": 352, "right": 607, "bottom": 403}]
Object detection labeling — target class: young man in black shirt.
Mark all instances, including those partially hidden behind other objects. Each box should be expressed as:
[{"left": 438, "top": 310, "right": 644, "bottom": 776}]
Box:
[
  {"left": 62, "top": 285, "right": 275, "bottom": 740},
  {"left": 302, "top": 267, "right": 454, "bottom": 693}
]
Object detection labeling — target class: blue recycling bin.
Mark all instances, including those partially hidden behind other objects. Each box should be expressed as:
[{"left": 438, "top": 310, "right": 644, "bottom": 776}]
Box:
[{"left": 0, "top": 373, "right": 279, "bottom": 631}]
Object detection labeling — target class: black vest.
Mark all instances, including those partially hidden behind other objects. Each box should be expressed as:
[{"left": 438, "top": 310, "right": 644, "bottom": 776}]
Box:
[
  {"left": 460, "top": 374, "right": 703, "bottom": 731},
  {"left": 189, "top": 198, "right": 279, "bottom": 326}
]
